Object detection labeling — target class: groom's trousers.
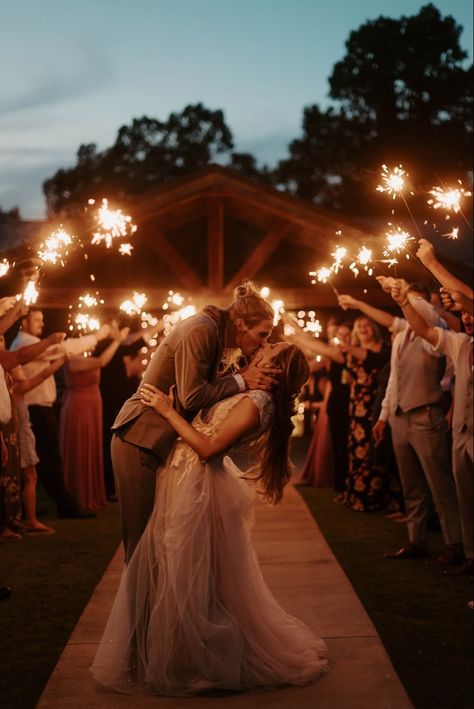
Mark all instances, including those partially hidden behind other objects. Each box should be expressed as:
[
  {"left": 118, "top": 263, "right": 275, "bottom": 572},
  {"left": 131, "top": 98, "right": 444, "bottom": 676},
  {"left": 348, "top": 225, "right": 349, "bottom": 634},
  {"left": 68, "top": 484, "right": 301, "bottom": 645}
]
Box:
[{"left": 111, "top": 434, "right": 161, "bottom": 563}]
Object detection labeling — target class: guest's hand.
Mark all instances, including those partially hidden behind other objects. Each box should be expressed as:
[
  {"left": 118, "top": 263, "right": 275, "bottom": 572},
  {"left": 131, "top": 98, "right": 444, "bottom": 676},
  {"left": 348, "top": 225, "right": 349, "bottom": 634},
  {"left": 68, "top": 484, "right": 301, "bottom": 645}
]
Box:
[
  {"left": 46, "top": 332, "right": 66, "bottom": 346},
  {"left": 117, "top": 327, "right": 130, "bottom": 342},
  {"left": 376, "top": 275, "right": 398, "bottom": 293},
  {"left": 372, "top": 420, "right": 387, "bottom": 446},
  {"left": 439, "top": 287, "right": 465, "bottom": 312},
  {"left": 338, "top": 294, "right": 359, "bottom": 311},
  {"left": 0, "top": 296, "right": 18, "bottom": 317},
  {"left": 140, "top": 383, "right": 173, "bottom": 417},
  {"left": 390, "top": 280, "right": 410, "bottom": 306},
  {"left": 416, "top": 238, "right": 436, "bottom": 267},
  {"left": 96, "top": 324, "right": 111, "bottom": 341}
]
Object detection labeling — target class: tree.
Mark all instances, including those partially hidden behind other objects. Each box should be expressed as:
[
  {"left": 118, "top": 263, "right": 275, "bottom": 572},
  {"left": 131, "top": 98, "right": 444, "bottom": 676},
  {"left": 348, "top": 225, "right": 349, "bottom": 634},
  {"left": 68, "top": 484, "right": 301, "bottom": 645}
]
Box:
[
  {"left": 0, "top": 206, "right": 21, "bottom": 250},
  {"left": 43, "top": 104, "right": 235, "bottom": 215},
  {"left": 277, "top": 4, "right": 473, "bottom": 215}
]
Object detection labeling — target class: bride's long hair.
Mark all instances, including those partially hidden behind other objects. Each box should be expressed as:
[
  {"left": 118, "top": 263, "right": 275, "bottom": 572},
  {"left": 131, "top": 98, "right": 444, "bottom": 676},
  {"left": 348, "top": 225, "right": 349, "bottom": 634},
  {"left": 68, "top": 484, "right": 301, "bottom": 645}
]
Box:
[{"left": 254, "top": 344, "right": 310, "bottom": 504}]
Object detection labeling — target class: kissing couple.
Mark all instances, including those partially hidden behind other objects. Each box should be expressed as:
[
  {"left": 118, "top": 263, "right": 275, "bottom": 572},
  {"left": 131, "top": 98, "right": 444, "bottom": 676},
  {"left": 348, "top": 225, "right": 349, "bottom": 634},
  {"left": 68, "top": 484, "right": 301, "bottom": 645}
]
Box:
[{"left": 91, "top": 281, "right": 328, "bottom": 696}]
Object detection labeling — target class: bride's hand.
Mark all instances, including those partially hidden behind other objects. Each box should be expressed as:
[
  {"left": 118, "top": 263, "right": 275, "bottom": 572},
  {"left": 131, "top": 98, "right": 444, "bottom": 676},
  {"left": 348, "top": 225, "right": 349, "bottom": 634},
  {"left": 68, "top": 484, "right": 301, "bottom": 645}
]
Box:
[{"left": 140, "top": 383, "right": 173, "bottom": 417}]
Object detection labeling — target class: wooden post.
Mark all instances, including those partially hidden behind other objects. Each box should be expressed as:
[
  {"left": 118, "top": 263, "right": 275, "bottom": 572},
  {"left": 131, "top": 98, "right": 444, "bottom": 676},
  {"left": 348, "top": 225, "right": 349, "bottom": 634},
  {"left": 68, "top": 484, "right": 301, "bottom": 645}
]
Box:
[{"left": 207, "top": 198, "right": 225, "bottom": 290}]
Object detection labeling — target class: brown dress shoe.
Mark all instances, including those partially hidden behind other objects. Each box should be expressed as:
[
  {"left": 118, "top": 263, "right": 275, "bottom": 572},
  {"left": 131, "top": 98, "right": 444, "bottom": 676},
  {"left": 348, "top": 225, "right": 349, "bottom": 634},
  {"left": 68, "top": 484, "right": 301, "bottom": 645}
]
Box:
[{"left": 384, "top": 542, "right": 429, "bottom": 559}]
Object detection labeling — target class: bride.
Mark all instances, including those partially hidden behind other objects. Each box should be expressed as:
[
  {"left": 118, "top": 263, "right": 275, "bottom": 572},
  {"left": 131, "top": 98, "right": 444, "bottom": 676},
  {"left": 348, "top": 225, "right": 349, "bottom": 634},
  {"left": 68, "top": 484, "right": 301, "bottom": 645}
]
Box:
[{"left": 91, "top": 342, "right": 328, "bottom": 697}]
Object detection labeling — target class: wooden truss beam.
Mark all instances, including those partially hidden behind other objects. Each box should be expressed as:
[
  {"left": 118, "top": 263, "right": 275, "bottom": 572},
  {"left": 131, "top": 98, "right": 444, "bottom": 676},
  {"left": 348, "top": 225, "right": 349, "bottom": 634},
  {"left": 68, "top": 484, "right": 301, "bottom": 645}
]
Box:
[
  {"left": 148, "top": 228, "right": 204, "bottom": 290},
  {"left": 226, "top": 221, "right": 292, "bottom": 291},
  {"left": 207, "top": 198, "right": 225, "bottom": 290}
]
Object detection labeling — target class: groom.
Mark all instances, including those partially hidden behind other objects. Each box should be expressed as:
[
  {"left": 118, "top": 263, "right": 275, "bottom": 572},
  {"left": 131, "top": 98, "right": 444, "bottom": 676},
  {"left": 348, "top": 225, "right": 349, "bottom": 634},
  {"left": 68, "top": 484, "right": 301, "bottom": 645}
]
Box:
[{"left": 112, "top": 289, "right": 278, "bottom": 562}]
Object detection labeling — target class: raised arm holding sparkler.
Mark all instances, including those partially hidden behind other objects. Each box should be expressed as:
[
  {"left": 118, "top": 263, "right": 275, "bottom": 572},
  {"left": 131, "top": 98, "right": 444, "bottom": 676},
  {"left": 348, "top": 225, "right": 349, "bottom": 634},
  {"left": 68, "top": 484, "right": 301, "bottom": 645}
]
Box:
[{"left": 416, "top": 239, "right": 473, "bottom": 299}]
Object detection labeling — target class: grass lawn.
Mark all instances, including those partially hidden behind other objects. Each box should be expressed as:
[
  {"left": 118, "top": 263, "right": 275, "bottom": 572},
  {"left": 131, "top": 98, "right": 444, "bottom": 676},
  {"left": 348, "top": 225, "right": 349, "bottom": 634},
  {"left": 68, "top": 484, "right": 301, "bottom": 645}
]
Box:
[
  {"left": 0, "top": 499, "right": 121, "bottom": 709},
  {"left": 297, "top": 484, "right": 473, "bottom": 709}
]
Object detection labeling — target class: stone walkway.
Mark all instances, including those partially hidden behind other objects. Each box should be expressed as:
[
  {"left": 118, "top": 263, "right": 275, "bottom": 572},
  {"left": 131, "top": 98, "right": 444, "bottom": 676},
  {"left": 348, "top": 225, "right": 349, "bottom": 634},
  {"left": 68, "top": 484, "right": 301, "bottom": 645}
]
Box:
[{"left": 37, "top": 485, "right": 412, "bottom": 709}]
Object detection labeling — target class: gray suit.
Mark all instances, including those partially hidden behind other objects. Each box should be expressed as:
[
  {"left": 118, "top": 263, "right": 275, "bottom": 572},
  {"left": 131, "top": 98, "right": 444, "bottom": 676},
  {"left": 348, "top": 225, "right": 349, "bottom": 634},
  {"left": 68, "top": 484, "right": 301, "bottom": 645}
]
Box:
[
  {"left": 381, "top": 328, "right": 461, "bottom": 546},
  {"left": 112, "top": 308, "right": 241, "bottom": 561}
]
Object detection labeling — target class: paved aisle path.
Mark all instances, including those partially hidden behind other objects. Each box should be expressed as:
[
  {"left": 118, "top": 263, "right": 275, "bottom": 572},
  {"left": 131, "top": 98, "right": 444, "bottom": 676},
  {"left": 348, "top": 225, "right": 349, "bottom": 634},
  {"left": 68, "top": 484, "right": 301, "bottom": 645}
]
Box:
[{"left": 38, "top": 486, "right": 412, "bottom": 709}]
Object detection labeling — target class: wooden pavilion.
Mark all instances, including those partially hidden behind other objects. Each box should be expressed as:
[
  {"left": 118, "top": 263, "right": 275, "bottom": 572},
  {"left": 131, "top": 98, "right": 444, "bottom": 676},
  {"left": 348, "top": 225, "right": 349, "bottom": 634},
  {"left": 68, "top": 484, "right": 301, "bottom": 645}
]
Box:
[{"left": 4, "top": 165, "right": 467, "bottom": 312}]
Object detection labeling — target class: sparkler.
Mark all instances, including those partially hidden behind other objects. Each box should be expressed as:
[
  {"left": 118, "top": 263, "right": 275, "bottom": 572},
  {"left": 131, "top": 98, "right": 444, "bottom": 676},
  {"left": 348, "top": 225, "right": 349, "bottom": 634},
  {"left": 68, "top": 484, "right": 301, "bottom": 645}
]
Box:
[
  {"left": 442, "top": 227, "right": 460, "bottom": 240},
  {"left": 376, "top": 165, "right": 407, "bottom": 199},
  {"left": 162, "top": 304, "right": 197, "bottom": 336},
  {"left": 349, "top": 246, "right": 375, "bottom": 278},
  {"left": 23, "top": 280, "right": 39, "bottom": 306},
  {"left": 37, "top": 227, "right": 73, "bottom": 266},
  {"left": 376, "top": 163, "right": 423, "bottom": 238},
  {"left": 0, "top": 259, "right": 10, "bottom": 278},
  {"left": 383, "top": 226, "right": 415, "bottom": 256},
  {"left": 427, "top": 182, "right": 472, "bottom": 229},
  {"left": 89, "top": 198, "right": 137, "bottom": 250},
  {"left": 330, "top": 246, "right": 347, "bottom": 274},
  {"left": 309, "top": 266, "right": 340, "bottom": 297},
  {"left": 68, "top": 292, "right": 104, "bottom": 334},
  {"left": 427, "top": 184, "right": 471, "bottom": 214},
  {"left": 118, "top": 243, "right": 134, "bottom": 256},
  {"left": 119, "top": 292, "right": 148, "bottom": 316}
]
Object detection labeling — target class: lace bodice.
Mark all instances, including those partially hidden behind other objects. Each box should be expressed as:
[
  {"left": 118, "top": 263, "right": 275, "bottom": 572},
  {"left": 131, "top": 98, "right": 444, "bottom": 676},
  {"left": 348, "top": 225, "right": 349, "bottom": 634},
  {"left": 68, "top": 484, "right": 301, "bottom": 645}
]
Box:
[{"left": 169, "top": 390, "right": 274, "bottom": 469}]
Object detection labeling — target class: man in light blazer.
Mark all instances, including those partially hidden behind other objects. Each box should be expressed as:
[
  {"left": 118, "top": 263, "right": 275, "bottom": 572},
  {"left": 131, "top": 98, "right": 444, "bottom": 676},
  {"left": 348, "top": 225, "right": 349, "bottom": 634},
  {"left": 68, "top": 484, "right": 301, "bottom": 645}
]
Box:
[{"left": 112, "top": 289, "right": 278, "bottom": 562}]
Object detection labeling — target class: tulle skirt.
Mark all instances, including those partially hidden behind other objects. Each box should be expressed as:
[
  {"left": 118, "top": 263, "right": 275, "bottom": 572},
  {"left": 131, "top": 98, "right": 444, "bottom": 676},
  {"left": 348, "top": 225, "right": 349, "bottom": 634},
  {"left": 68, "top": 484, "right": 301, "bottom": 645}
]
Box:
[{"left": 91, "top": 443, "right": 328, "bottom": 696}]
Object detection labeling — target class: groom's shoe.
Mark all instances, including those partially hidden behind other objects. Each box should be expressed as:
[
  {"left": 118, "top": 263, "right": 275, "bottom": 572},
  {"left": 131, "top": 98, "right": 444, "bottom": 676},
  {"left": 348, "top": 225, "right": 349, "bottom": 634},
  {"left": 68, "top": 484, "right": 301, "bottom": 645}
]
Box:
[{"left": 384, "top": 542, "right": 429, "bottom": 559}]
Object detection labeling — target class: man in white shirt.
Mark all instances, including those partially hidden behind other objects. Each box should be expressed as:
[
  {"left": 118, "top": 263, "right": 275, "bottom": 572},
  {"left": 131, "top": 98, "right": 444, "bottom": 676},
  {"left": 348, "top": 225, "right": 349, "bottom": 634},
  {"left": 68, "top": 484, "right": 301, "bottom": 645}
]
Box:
[
  {"left": 10, "top": 308, "right": 109, "bottom": 518},
  {"left": 372, "top": 283, "right": 462, "bottom": 562},
  {"left": 391, "top": 282, "right": 473, "bottom": 576}
]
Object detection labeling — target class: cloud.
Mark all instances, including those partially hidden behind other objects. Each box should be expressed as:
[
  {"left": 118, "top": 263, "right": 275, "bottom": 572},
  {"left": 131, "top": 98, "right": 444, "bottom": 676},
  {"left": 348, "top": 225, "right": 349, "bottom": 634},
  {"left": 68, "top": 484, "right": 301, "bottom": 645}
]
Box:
[{"left": 0, "top": 44, "right": 114, "bottom": 117}]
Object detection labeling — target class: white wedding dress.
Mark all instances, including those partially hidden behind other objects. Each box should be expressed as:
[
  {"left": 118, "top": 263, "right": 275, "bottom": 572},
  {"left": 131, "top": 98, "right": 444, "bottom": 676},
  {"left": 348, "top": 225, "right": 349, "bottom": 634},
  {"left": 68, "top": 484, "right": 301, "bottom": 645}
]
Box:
[{"left": 91, "top": 390, "right": 328, "bottom": 697}]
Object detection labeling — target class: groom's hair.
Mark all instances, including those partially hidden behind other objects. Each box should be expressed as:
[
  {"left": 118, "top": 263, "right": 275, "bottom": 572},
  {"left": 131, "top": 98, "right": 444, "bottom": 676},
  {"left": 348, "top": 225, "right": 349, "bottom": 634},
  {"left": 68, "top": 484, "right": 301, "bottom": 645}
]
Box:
[{"left": 229, "top": 281, "right": 273, "bottom": 326}]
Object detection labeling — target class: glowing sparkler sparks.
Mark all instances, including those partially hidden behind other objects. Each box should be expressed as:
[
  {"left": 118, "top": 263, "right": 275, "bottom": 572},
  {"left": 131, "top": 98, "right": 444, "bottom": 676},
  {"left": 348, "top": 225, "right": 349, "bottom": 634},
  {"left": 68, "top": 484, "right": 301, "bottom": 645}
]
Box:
[
  {"left": 260, "top": 286, "right": 270, "bottom": 299},
  {"left": 37, "top": 227, "right": 73, "bottom": 266},
  {"left": 443, "top": 227, "right": 460, "bottom": 240},
  {"left": 313, "top": 267, "right": 332, "bottom": 284},
  {"left": 376, "top": 164, "right": 407, "bottom": 199},
  {"left": 69, "top": 292, "right": 104, "bottom": 334},
  {"left": 357, "top": 246, "right": 373, "bottom": 266},
  {"left": 330, "top": 246, "right": 347, "bottom": 274},
  {"left": 89, "top": 198, "right": 137, "bottom": 249},
  {"left": 0, "top": 259, "right": 11, "bottom": 278},
  {"left": 383, "top": 226, "right": 414, "bottom": 255},
  {"left": 427, "top": 183, "right": 472, "bottom": 213},
  {"left": 118, "top": 243, "right": 134, "bottom": 256},
  {"left": 119, "top": 292, "right": 148, "bottom": 316},
  {"left": 23, "top": 280, "right": 39, "bottom": 306}
]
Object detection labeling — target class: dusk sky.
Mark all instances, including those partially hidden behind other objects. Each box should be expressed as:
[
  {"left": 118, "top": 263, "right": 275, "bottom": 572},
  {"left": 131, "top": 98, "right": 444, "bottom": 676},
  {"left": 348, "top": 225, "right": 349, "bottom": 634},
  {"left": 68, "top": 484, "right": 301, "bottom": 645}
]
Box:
[{"left": 1, "top": 0, "right": 472, "bottom": 219}]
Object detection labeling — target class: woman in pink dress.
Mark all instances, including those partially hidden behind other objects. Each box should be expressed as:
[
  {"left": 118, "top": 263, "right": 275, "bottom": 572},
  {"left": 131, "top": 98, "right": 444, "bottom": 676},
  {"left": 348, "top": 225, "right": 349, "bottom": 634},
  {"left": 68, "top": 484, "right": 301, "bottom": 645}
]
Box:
[{"left": 60, "top": 326, "right": 129, "bottom": 510}]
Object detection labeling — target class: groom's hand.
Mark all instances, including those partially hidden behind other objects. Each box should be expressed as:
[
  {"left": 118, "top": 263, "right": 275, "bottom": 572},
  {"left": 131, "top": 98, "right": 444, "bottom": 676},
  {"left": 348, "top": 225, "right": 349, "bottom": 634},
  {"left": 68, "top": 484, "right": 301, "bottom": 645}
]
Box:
[{"left": 240, "top": 356, "right": 280, "bottom": 391}]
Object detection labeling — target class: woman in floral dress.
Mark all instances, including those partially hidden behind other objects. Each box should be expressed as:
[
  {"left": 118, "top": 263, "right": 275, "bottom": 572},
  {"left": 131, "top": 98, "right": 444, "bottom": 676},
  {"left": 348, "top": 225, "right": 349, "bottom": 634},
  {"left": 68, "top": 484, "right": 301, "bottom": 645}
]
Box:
[{"left": 342, "top": 317, "right": 391, "bottom": 511}]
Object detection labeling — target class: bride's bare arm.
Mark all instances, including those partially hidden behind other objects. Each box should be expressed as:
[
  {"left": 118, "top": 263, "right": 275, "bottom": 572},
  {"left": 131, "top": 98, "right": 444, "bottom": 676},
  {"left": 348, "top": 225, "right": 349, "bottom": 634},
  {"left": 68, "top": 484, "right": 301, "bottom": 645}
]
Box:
[{"left": 140, "top": 383, "right": 260, "bottom": 461}]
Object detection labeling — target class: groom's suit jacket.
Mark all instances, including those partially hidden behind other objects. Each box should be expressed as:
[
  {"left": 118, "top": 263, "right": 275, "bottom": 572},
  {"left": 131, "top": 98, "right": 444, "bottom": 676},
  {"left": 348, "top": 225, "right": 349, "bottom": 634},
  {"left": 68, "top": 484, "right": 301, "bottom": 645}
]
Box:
[{"left": 112, "top": 308, "right": 241, "bottom": 461}]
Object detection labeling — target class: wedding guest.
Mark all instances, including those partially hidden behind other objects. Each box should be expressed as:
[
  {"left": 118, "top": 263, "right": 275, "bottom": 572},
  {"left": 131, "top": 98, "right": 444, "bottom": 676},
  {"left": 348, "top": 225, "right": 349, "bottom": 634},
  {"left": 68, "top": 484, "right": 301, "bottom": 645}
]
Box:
[
  {"left": 9, "top": 309, "right": 110, "bottom": 519},
  {"left": 392, "top": 283, "right": 472, "bottom": 575},
  {"left": 289, "top": 316, "right": 392, "bottom": 509},
  {"left": 0, "top": 330, "right": 66, "bottom": 538},
  {"left": 372, "top": 282, "right": 463, "bottom": 563},
  {"left": 60, "top": 326, "right": 129, "bottom": 511},
  {"left": 298, "top": 322, "right": 352, "bottom": 490},
  {"left": 11, "top": 354, "right": 68, "bottom": 534}
]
